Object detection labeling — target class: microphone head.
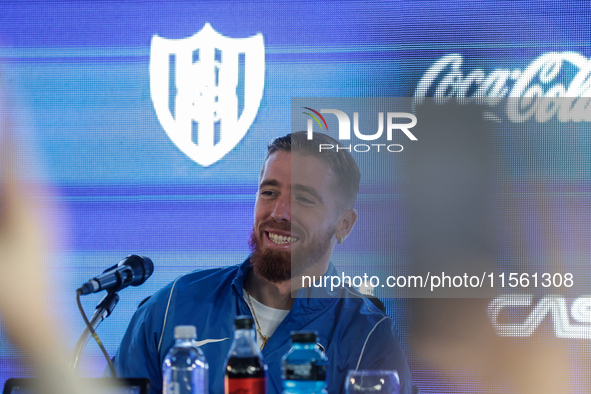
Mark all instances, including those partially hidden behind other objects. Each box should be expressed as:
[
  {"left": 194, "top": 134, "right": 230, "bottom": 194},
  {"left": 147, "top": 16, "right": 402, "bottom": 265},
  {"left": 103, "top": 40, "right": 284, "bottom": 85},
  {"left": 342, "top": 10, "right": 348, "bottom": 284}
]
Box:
[{"left": 118, "top": 255, "right": 154, "bottom": 287}]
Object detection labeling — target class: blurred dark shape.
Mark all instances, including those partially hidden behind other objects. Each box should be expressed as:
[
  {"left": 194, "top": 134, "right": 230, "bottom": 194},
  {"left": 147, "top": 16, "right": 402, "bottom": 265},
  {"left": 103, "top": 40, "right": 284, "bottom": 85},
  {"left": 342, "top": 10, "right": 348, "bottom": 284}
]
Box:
[{"left": 408, "top": 101, "right": 572, "bottom": 394}]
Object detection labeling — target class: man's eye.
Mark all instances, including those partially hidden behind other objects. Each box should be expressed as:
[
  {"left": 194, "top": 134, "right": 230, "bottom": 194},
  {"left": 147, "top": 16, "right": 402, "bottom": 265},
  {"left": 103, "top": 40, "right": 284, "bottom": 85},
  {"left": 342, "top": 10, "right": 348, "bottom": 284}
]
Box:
[
  {"left": 295, "top": 196, "right": 314, "bottom": 204},
  {"left": 260, "top": 190, "right": 276, "bottom": 197}
]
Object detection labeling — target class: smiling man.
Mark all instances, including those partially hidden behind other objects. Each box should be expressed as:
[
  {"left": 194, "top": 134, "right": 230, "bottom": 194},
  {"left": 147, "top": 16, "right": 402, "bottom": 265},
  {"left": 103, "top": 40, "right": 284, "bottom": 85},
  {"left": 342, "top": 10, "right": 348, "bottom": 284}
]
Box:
[{"left": 112, "top": 131, "right": 417, "bottom": 394}]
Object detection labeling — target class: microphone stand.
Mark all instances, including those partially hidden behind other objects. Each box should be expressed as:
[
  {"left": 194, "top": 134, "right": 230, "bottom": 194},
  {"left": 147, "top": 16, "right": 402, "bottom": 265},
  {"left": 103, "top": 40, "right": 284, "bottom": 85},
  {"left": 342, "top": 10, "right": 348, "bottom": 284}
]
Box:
[{"left": 70, "top": 291, "right": 120, "bottom": 372}]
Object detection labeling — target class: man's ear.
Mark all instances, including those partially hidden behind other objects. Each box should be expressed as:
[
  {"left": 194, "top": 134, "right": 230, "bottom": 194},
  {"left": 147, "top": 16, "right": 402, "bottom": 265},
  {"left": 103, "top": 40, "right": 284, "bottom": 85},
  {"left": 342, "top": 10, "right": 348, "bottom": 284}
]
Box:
[{"left": 335, "top": 208, "right": 357, "bottom": 242}]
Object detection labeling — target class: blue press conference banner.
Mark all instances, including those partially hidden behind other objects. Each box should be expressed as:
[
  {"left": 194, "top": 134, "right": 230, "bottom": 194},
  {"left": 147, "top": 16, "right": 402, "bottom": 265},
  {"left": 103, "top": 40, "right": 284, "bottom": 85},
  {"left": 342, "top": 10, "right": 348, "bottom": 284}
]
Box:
[{"left": 0, "top": 1, "right": 590, "bottom": 393}]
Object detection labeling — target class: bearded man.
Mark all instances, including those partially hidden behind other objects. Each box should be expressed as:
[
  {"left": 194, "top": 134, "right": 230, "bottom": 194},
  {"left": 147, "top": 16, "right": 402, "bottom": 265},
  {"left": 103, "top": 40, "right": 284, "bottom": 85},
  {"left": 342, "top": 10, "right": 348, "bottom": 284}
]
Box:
[{"left": 112, "top": 131, "right": 417, "bottom": 394}]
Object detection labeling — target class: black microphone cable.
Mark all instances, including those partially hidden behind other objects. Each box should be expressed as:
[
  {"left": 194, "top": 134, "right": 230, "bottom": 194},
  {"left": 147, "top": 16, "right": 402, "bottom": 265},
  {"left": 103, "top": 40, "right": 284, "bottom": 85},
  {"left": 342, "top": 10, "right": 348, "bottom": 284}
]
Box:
[{"left": 76, "top": 288, "right": 117, "bottom": 377}]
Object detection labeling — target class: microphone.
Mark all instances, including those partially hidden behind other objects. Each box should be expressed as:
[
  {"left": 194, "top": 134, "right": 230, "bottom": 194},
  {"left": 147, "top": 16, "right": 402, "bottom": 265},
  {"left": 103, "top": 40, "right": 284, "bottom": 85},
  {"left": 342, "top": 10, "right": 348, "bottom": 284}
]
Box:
[{"left": 77, "top": 255, "right": 154, "bottom": 295}]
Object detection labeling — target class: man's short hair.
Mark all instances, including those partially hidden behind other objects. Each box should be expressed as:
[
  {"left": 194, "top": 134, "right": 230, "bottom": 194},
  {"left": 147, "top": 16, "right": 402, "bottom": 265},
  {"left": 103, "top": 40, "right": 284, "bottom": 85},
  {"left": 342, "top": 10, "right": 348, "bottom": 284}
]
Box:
[{"left": 264, "top": 131, "right": 361, "bottom": 210}]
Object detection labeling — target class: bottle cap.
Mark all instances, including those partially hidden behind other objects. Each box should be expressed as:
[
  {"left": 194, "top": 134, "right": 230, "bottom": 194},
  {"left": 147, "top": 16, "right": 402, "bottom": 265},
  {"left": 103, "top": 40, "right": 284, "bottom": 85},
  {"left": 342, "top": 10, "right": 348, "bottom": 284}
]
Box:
[
  {"left": 174, "top": 325, "right": 196, "bottom": 339},
  {"left": 235, "top": 315, "right": 254, "bottom": 329},
  {"left": 291, "top": 331, "right": 318, "bottom": 343}
]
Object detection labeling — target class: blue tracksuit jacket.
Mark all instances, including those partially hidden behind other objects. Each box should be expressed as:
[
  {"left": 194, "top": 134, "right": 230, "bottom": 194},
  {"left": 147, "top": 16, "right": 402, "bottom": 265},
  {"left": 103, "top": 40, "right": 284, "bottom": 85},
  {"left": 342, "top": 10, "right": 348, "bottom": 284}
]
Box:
[{"left": 112, "top": 259, "right": 417, "bottom": 394}]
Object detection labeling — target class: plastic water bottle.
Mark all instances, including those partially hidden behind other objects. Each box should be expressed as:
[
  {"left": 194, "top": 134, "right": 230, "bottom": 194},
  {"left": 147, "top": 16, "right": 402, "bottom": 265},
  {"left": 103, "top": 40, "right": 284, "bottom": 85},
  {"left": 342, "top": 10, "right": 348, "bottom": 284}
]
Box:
[
  {"left": 282, "top": 331, "right": 328, "bottom": 394},
  {"left": 163, "top": 325, "right": 209, "bottom": 394}
]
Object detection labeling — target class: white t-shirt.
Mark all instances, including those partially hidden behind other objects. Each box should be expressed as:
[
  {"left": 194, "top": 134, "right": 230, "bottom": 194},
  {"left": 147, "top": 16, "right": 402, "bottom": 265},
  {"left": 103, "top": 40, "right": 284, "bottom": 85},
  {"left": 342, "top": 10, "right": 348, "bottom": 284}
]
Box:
[{"left": 243, "top": 289, "right": 290, "bottom": 349}]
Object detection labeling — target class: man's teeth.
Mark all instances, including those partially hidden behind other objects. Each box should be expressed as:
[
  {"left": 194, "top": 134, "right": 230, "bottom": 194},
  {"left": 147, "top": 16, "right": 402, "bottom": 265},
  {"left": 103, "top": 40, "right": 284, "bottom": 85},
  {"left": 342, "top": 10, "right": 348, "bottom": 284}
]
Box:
[{"left": 268, "top": 232, "right": 297, "bottom": 244}]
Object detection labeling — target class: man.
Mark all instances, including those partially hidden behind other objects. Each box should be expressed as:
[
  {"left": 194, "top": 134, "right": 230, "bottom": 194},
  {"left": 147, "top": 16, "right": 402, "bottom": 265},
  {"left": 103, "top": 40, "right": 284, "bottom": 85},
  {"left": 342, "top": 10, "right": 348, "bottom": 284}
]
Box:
[{"left": 112, "top": 131, "right": 417, "bottom": 393}]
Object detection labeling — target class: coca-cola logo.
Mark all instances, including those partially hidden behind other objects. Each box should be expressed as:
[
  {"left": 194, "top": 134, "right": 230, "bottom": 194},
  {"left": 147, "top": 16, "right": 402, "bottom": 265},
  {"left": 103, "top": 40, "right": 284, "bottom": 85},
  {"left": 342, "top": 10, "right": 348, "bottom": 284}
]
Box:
[{"left": 414, "top": 52, "right": 591, "bottom": 123}]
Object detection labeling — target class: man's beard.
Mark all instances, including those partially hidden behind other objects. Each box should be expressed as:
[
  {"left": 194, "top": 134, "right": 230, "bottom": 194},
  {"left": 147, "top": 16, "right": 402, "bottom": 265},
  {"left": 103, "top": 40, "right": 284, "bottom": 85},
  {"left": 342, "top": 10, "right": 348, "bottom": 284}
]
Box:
[{"left": 248, "top": 219, "right": 335, "bottom": 283}]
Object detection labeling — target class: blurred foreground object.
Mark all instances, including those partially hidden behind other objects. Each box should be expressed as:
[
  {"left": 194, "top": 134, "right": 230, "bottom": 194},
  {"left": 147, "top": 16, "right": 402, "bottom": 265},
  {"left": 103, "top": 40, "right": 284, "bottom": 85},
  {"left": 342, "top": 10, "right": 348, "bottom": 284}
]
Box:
[
  {"left": 409, "top": 101, "right": 580, "bottom": 394},
  {"left": 0, "top": 70, "right": 105, "bottom": 394}
]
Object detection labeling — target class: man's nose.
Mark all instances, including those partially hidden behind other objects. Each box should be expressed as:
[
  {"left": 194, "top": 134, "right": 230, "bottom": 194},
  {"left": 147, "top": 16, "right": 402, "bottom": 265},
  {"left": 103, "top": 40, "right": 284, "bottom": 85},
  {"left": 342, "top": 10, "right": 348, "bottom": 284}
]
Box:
[{"left": 271, "top": 194, "right": 291, "bottom": 221}]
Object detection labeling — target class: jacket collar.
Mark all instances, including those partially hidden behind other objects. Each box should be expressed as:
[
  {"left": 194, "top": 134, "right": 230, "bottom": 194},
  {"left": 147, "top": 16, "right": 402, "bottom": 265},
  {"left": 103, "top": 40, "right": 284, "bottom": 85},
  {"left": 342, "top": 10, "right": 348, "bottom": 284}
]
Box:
[
  {"left": 230, "top": 257, "right": 251, "bottom": 298},
  {"left": 231, "top": 257, "right": 344, "bottom": 312}
]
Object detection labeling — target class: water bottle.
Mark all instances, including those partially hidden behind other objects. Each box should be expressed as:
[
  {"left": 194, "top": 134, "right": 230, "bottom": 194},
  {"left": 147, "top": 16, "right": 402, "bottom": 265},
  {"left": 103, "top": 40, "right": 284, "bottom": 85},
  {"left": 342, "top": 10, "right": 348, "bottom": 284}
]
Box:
[
  {"left": 163, "top": 325, "right": 209, "bottom": 394},
  {"left": 282, "top": 331, "right": 328, "bottom": 394},
  {"left": 224, "top": 316, "right": 267, "bottom": 393}
]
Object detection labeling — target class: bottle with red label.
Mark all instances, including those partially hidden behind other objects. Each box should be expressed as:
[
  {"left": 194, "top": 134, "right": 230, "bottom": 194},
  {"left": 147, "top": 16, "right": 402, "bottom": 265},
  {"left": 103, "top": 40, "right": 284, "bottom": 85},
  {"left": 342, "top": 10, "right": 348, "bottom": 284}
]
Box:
[{"left": 224, "top": 316, "right": 267, "bottom": 394}]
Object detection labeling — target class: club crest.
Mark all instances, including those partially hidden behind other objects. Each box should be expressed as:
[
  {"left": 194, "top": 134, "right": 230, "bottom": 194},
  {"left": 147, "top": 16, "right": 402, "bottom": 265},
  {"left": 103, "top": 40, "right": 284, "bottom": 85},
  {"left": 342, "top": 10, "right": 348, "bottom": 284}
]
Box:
[{"left": 150, "top": 23, "right": 265, "bottom": 166}]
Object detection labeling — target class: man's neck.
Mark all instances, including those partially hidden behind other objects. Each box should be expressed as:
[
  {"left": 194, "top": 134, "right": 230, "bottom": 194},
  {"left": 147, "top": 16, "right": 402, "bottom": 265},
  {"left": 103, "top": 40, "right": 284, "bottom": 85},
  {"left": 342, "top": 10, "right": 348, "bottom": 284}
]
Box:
[
  {"left": 244, "top": 259, "right": 331, "bottom": 310},
  {"left": 245, "top": 270, "right": 294, "bottom": 310}
]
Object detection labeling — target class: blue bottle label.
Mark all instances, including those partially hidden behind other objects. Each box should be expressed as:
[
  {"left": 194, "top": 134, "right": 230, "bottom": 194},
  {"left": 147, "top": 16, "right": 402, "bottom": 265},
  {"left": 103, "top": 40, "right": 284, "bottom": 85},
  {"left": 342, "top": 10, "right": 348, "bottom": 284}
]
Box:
[{"left": 284, "top": 362, "right": 327, "bottom": 381}]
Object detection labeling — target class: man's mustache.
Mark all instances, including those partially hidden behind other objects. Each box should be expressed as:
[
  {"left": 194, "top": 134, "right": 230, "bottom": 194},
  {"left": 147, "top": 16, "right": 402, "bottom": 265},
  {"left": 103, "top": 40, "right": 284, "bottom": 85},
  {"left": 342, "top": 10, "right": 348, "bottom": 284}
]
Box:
[{"left": 257, "top": 219, "right": 304, "bottom": 239}]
